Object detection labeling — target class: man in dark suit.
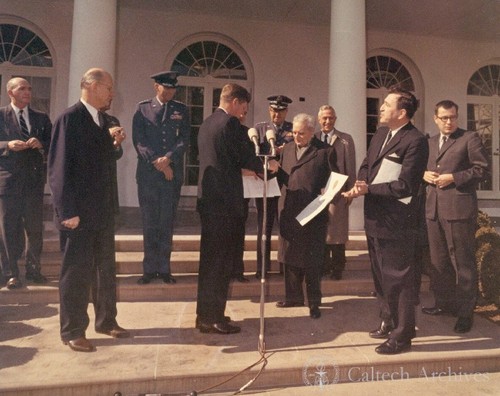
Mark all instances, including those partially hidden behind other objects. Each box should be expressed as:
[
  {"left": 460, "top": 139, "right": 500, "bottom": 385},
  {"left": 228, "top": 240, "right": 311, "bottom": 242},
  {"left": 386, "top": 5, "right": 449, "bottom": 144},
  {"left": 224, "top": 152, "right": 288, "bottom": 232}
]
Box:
[
  {"left": 49, "top": 68, "right": 129, "bottom": 352},
  {"left": 315, "top": 105, "right": 356, "bottom": 280},
  {"left": 253, "top": 95, "right": 294, "bottom": 279},
  {"left": 0, "top": 77, "right": 51, "bottom": 289},
  {"left": 132, "top": 71, "right": 190, "bottom": 285},
  {"left": 344, "top": 87, "right": 428, "bottom": 354},
  {"left": 196, "top": 83, "right": 264, "bottom": 334},
  {"left": 275, "top": 113, "right": 337, "bottom": 319},
  {"left": 422, "top": 100, "right": 488, "bottom": 333}
]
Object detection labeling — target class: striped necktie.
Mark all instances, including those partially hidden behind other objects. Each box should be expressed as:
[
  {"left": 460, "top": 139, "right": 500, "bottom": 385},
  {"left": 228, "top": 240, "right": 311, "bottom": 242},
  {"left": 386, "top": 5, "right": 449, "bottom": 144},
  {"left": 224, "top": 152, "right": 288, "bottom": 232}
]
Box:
[{"left": 19, "top": 109, "right": 30, "bottom": 139}]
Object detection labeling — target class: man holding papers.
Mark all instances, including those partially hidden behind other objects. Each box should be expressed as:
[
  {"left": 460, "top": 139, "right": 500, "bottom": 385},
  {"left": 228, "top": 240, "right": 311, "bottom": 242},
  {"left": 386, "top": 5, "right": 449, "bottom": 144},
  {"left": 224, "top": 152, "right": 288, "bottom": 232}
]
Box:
[
  {"left": 274, "top": 113, "right": 337, "bottom": 319},
  {"left": 343, "top": 87, "right": 428, "bottom": 354}
]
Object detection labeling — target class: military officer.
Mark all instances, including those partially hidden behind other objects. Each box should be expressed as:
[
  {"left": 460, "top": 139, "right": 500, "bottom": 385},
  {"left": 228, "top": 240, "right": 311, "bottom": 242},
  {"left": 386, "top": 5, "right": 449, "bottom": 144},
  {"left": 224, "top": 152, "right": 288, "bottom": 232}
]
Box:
[
  {"left": 132, "top": 71, "right": 190, "bottom": 284},
  {"left": 253, "top": 95, "right": 294, "bottom": 278}
]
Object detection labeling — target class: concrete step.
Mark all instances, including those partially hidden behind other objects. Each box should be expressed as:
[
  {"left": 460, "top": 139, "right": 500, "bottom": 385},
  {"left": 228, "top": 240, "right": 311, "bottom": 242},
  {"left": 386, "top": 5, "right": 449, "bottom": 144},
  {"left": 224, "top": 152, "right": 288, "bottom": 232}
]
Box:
[
  {"left": 36, "top": 249, "right": 372, "bottom": 276},
  {"left": 0, "top": 271, "right": 429, "bottom": 304},
  {"left": 41, "top": 232, "right": 369, "bottom": 253},
  {"left": 1, "top": 294, "right": 498, "bottom": 396}
]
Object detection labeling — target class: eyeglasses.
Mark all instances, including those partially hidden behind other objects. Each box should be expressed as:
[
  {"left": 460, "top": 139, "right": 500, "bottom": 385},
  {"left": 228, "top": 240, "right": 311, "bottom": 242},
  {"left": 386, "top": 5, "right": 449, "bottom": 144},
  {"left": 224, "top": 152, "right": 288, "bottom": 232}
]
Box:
[{"left": 436, "top": 115, "right": 458, "bottom": 122}]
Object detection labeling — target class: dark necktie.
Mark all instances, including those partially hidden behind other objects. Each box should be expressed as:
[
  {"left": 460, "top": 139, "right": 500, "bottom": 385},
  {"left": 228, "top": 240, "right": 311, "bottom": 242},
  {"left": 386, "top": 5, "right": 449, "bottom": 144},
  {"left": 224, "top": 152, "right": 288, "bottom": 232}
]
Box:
[
  {"left": 323, "top": 133, "right": 329, "bottom": 144},
  {"left": 19, "top": 109, "right": 30, "bottom": 139},
  {"left": 380, "top": 130, "right": 393, "bottom": 152},
  {"left": 439, "top": 136, "right": 447, "bottom": 152},
  {"left": 98, "top": 111, "right": 106, "bottom": 128}
]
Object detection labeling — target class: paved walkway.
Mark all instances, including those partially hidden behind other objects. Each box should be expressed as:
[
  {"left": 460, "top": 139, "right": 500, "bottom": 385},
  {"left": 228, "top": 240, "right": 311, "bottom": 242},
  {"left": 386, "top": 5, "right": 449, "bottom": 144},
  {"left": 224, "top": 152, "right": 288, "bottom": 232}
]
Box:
[{"left": 1, "top": 292, "right": 499, "bottom": 395}]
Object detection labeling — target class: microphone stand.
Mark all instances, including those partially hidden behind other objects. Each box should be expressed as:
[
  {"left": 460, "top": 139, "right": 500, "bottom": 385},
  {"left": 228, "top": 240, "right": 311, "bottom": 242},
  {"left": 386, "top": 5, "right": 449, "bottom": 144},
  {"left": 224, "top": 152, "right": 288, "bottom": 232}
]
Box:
[{"left": 257, "top": 150, "right": 275, "bottom": 355}]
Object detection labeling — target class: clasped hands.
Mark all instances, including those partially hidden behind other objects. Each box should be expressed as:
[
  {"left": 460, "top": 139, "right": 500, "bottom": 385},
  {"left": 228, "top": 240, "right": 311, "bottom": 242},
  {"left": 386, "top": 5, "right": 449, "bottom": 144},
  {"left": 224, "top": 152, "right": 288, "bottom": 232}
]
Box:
[
  {"left": 342, "top": 180, "right": 369, "bottom": 199},
  {"left": 153, "top": 156, "right": 174, "bottom": 180},
  {"left": 423, "top": 171, "right": 453, "bottom": 189},
  {"left": 8, "top": 138, "right": 42, "bottom": 151}
]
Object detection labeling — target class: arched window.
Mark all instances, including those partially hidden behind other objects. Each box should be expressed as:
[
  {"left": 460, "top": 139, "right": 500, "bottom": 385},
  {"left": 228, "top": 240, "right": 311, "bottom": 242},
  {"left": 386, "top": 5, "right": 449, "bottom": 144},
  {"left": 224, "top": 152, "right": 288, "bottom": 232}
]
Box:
[
  {"left": 467, "top": 64, "right": 500, "bottom": 196},
  {"left": 366, "top": 53, "right": 422, "bottom": 149},
  {"left": 172, "top": 40, "right": 247, "bottom": 80},
  {"left": 166, "top": 35, "right": 253, "bottom": 193},
  {"left": 0, "top": 22, "right": 54, "bottom": 114}
]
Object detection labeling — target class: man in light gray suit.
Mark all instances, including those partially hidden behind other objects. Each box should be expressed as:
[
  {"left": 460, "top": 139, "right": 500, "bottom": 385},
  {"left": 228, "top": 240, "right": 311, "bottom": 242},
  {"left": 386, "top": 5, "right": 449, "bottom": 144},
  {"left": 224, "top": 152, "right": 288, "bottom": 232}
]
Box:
[{"left": 315, "top": 105, "right": 356, "bottom": 280}]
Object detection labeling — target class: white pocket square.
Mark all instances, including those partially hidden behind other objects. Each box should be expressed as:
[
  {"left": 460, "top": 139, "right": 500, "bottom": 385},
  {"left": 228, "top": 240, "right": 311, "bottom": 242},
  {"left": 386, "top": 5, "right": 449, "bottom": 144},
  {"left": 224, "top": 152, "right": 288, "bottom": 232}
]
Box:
[{"left": 388, "top": 153, "right": 400, "bottom": 158}]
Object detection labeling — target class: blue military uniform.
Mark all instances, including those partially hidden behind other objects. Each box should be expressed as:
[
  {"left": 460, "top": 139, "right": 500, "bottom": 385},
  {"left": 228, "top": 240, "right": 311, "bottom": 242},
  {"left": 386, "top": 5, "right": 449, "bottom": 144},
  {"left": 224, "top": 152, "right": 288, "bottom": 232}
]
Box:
[{"left": 132, "top": 71, "right": 190, "bottom": 284}]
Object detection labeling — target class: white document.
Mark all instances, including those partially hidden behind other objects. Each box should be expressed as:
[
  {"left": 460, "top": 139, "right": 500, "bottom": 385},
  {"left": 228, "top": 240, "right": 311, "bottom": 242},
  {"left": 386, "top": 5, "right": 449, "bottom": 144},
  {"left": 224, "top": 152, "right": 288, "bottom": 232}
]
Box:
[
  {"left": 296, "top": 172, "right": 348, "bottom": 226},
  {"left": 243, "top": 176, "right": 281, "bottom": 198},
  {"left": 371, "top": 157, "right": 411, "bottom": 204}
]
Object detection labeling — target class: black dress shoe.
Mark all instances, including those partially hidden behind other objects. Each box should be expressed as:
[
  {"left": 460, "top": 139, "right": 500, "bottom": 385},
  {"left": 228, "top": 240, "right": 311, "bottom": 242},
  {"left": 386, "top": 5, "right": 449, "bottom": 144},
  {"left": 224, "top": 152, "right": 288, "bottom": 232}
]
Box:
[
  {"left": 160, "top": 273, "right": 177, "bottom": 284},
  {"left": 375, "top": 339, "right": 411, "bottom": 355},
  {"left": 137, "top": 273, "right": 156, "bottom": 284},
  {"left": 454, "top": 316, "right": 473, "bottom": 333},
  {"left": 96, "top": 325, "right": 130, "bottom": 338},
  {"left": 421, "top": 306, "right": 456, "bottom": 316},
  {"left": 195, "top": 316, "right": 231, "bottom": 329},
  {"left": 63, "top": 336, "right": 95, "bottom": 352},
  {"left": 276, "top": 301, "right": 304, "bottom": 308},
  {"left": 309, "top": 305, "right": 321, "bottom": 319},
  {"left": 369, "top": 320, "right": 394, "bottom": 339},
  {"left": 198, "top": 321, "right": 241, "bottom": 334},
  {"left": 6, "top": 277, "right": 21, "bottom": 289},
  {"left": 233, "top": 275, "right": 249, "bottom": 283},
  {"left": 26, "top": 272, "right": 48, "bottom": 284}
]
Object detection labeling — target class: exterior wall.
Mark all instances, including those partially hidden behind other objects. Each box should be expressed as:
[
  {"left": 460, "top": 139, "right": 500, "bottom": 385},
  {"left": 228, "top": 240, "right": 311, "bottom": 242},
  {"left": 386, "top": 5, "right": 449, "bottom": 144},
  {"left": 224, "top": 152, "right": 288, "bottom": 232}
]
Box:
[
  {"left": 0, "top": 0, "right": 73, "bottom": 118},
  {"left": 1, "top": 1, "right": 498, "bottom": 218}
]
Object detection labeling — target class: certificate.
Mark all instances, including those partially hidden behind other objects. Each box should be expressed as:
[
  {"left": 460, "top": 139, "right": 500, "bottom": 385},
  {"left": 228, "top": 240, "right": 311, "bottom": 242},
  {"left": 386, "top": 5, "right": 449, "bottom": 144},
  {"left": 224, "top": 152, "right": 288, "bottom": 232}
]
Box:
[{"left": 296, "top": 172, "right": 348, "bottom": 226}]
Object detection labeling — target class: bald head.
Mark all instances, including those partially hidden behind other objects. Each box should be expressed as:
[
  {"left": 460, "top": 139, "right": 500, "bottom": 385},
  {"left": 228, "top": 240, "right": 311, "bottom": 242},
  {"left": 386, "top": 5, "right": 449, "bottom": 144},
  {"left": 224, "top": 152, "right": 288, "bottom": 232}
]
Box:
[
  {"left": 7, "top": 77, "right": 32, "bottom": 109},
  {"left": 80, "top": 68, "right": 114, "bottom": 110}
]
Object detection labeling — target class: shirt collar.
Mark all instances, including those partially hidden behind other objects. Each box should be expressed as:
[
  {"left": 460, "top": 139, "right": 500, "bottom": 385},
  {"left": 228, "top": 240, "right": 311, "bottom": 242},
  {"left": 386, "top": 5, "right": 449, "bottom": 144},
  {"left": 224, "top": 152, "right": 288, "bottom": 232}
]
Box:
[{"left": 80, "top": 99, "right": 100, "bottom": 125}]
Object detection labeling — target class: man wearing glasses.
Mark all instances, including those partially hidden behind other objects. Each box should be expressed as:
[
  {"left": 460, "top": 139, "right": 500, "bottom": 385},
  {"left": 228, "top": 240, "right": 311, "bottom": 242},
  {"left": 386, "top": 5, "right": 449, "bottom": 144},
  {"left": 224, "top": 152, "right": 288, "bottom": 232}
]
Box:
[{"left": 422, "top": 100, "right": 488, "bottom": 334}]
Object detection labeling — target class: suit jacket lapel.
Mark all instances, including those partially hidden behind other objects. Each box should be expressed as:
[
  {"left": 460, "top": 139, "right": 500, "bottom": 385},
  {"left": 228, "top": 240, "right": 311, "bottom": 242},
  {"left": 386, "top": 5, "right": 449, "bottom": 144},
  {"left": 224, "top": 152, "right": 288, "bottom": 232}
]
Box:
[
  {"left": 292, "top": 143, "right": 318, "bottom": 172},
  {"left": 6, "top": 105, "right": 25, "bottom": 139},
  {"left": 436, "top": 135, "right": 455, "bottom": 160}
]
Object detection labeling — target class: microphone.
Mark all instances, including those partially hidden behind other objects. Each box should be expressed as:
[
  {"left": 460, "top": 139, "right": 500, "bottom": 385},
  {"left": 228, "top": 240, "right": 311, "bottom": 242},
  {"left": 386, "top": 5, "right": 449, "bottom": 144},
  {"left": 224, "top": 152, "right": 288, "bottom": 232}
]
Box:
[
  {"left": 265, "top": 129, "right": 277, "bottom": 157},
  {"left": 248, "top": 128, "right": 260, "bottom": 155}
]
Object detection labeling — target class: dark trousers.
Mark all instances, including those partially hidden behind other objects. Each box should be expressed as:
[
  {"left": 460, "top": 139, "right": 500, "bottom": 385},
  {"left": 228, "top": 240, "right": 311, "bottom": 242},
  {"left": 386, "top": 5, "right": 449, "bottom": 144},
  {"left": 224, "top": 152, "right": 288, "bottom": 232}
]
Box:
[
  {"left": 426, "top": 216, "right": 477, "bottom": 317},
  {"left": 0, "top": 179, "right": 44, "bottom": 280},
  {"left": 59, "top": 227, "right": 117, "bottom": 342},
  {"left": 22, "top": 183, "right": 44, "bottom": 275},
  {"left": 0, "top": 194, "right": 23, "bottom": 279},
  {"left": 322, "top": 244, "right": 346, "bottom": 275},
  {"left": 232, "top": 199, "right": 249, "bottom": 277},
  {"left": 284, "top": 263, "right": 322, "bottom": 307},
  {"left": 138, "top": 180, "right": 181, "bottom": 275},
  {"left": 367, "top": 235, "right": 416, "bottom": 343},
  {"left": 255, "top": 196, "right": 279, "bottom": 272},
  {"left": 197, "top": 212, "right": 244, "bottom": 323}
]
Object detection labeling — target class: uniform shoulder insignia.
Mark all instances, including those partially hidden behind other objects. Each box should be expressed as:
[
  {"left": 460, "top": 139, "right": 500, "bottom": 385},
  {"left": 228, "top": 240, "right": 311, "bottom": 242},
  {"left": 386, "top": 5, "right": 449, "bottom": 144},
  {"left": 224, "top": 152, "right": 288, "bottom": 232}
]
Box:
[{"left": 138, "top": 99, "right": 152, "bottom": 105}]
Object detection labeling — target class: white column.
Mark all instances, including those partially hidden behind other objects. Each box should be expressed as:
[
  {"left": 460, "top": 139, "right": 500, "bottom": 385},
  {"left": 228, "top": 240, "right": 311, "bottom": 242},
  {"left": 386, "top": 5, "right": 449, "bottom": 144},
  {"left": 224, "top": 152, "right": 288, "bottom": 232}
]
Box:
[
  {"left": 329, "top": 0, "right": 366, "bottom": 231},
  {"left": 67, "top": 0, "right": 117, "bottom": 104}
]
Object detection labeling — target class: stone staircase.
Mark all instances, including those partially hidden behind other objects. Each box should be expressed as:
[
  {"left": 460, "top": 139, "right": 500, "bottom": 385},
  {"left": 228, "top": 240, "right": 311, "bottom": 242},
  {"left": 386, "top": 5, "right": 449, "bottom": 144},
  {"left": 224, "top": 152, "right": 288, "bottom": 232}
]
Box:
[{"left": 1, "top": 228, "right": 398, "bottom": 304}]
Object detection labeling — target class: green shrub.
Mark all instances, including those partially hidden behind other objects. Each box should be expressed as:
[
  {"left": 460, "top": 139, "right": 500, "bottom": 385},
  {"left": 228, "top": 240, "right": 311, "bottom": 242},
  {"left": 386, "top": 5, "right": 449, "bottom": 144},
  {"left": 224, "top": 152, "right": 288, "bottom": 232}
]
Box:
[{"left": 476, "top": 212, "right": 500, "bottom": 306}]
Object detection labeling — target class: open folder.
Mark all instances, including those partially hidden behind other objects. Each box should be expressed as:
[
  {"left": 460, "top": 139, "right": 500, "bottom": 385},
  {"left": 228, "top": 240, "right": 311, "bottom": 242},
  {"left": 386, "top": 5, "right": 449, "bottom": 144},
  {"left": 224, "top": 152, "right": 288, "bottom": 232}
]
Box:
[
  {"left": 243, "top": 176, "right": 281, "bottom": 198},
  {"left": 371, "top": 157, "right": 411, "bottom": 204}
]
